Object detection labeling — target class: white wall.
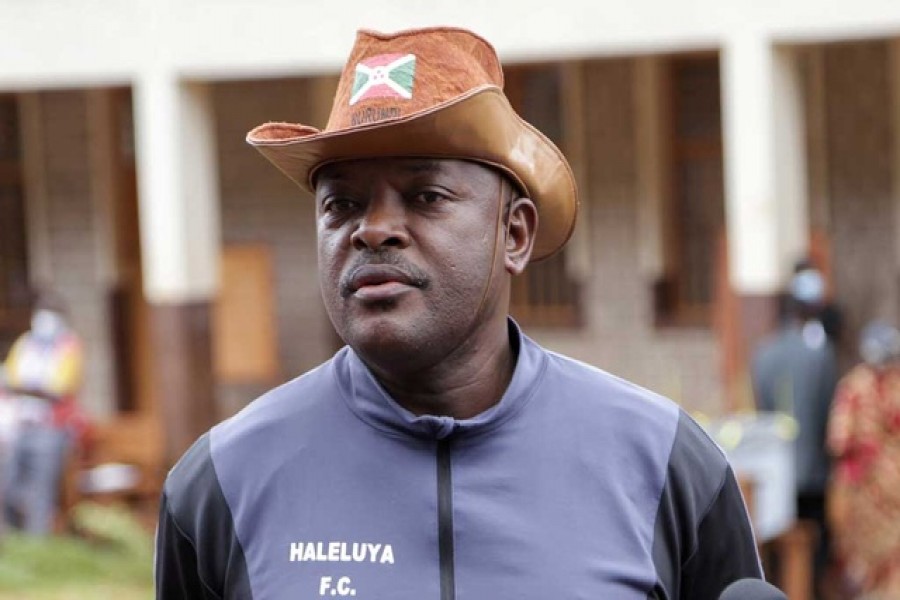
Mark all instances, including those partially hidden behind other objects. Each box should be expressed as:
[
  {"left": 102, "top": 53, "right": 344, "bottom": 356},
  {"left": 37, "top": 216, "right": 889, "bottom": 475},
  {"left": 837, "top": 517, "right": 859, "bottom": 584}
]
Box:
[{"left": 3, "top": 0, "right": 900, "bottom": 90}]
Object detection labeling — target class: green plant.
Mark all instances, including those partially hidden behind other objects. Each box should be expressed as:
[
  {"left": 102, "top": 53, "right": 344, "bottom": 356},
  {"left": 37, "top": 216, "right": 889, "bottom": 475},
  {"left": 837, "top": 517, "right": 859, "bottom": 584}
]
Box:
[{"left": 0, "top": 502, "right": 154, "bottom": 599}]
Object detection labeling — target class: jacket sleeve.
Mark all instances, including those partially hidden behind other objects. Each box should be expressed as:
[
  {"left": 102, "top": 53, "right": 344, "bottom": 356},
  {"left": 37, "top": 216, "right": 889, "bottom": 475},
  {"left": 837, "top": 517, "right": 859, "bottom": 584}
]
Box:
[
  {"left": 154, "top": 433, "right": 253, "bottom": 600},
  {"left": 651, "top": 411, "right": 763, "bottom": 600},
  {"left": 155, "top": 491, "right": 221, "bottom": 599},
  {"left": 679, "top": 466, "right": 763, "bottom": 599}
]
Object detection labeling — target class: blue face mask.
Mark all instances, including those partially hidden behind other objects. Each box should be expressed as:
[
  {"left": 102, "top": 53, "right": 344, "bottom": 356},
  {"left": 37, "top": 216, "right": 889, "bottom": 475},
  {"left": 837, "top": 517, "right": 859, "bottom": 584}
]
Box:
[
  {"left": 790, "top": 269, "right": 825, "bottom": 305},
  {"left": 31, "top": 309, "right": 65, "bottom": 340},
  {"left": 860, "top": 321, "right": 900, "bottom": 367}
]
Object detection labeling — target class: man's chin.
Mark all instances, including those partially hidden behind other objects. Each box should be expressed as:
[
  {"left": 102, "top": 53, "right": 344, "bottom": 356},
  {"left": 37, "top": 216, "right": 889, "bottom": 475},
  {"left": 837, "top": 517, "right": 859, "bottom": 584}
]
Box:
[{"left": 342, "top": 313, "right": 430, "bottom": 365}]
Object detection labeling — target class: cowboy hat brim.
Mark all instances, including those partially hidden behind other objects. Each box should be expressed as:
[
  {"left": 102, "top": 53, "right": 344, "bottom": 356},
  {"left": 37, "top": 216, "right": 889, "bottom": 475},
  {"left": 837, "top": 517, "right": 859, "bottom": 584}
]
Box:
[{"left": 246, "top": 85, "right": 578, "bottom": 261}]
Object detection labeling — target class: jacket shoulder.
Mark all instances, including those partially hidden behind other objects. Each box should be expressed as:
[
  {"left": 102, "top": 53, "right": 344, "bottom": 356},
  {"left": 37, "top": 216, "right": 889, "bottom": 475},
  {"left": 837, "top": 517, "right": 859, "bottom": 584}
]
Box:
[{"left": 159, "top": 433, "right": 253, "bottom": 598}]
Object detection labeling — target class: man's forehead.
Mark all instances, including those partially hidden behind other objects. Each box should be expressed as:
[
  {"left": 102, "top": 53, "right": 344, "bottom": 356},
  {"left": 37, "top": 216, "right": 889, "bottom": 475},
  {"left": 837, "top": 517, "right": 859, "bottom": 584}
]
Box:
[
  {"left": 314, "top": 158, "right": 503, "bottom": 186},
  {"left": 317, "top": 158, "right": 444, "bottom": 179}
]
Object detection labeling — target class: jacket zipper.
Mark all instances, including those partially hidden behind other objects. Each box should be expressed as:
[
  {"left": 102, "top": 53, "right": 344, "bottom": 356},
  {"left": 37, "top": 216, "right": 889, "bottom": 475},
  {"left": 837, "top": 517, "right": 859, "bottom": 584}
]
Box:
[{"left": 437, "top": 438, "right": 455, "bottom": 600}]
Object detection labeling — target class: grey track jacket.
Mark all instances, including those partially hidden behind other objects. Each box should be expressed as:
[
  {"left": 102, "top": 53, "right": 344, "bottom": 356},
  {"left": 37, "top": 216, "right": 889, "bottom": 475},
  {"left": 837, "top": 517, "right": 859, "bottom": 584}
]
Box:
[{"left": 156, "top": 322, "right": 762, "bottom": 599}]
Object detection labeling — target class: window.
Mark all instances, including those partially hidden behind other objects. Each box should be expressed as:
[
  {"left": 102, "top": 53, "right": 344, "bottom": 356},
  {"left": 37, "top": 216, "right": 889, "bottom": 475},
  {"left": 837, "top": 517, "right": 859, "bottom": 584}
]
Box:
[
  {"left": 653, "top": 55, "right": 726, "bottom": 327},
  {"left": 504, "top": 63, "right": 581, "bottom": 327},
  {"left": 0, "top": 95, "right": 30, "bottom": 351}
]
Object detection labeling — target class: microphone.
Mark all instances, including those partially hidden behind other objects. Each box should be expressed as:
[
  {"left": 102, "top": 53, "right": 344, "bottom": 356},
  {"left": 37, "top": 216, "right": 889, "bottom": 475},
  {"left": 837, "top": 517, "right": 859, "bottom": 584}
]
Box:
[{"left": 718, "top": 578, "right": 787, "bottom": 600}]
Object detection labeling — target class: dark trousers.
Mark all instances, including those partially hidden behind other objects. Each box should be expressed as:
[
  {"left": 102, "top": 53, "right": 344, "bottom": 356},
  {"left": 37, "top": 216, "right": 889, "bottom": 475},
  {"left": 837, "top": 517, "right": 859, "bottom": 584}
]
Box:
[{"left": 798, "top": 492, "right": 830, "bottom": 589}]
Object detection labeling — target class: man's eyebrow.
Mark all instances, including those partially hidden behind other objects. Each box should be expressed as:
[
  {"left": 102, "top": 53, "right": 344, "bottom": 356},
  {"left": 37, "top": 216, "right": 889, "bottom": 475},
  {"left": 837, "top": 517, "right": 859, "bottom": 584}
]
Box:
[
  {"left": 316, "top": 166, "right": 349, "bottom": 182},
  {"left": 400, "top": 160, "right": 443, "bottom": 174}
]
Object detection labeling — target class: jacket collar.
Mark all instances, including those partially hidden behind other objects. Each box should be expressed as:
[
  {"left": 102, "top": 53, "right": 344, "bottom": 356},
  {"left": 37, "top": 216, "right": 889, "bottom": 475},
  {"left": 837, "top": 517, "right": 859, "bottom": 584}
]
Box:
[{"left": 334, "top": 319, "right": 547, "bottom": 440}]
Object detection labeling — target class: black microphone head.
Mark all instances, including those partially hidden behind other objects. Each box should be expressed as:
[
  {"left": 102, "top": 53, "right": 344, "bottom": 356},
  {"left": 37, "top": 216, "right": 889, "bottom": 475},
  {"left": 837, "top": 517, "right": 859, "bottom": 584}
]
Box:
[{"left": 718, "top": 578, "right": 787, "bottom": 600}]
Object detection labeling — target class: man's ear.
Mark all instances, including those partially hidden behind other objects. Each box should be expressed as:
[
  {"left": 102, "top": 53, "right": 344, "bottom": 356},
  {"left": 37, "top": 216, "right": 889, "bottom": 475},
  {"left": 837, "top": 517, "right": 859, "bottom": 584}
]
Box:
[{"left": 504, "top": 197, "right": 538, "bottom": 275}]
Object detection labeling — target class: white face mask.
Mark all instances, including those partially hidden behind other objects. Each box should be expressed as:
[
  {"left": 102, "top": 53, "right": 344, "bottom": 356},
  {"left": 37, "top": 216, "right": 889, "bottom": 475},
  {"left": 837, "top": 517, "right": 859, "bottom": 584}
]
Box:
[{"left": 31, "top": 309, "right": 65, "bottom": 339}]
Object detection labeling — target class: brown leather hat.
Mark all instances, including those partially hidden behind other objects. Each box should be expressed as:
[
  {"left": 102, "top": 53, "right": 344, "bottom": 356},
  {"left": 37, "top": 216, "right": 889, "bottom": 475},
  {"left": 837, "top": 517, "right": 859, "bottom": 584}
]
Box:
[{"left": 246, "top": 26, "right": 578, "bottom": 260}]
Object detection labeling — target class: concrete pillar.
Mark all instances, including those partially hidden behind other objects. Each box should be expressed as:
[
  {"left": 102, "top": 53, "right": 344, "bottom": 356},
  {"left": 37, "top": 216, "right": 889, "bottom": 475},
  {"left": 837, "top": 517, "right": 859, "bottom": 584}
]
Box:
[
  {"left": 561, "top": 61, "right": 593, "bottom": 283},
  {"left": 773, "top": 46, "right": 810, "bottom": 276},
  {"left": 133, "top": 71, "right": 221, "bottom": 465},
  {"left": 633, "top": 56, "right": 670, "bottom": 282},
  {"left": 721, "top": 35, "right": 810, "bottom": 357}
]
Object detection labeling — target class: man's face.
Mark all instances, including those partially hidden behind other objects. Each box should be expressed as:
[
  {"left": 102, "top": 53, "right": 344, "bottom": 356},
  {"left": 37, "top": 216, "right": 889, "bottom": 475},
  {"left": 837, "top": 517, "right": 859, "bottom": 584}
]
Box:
[{"left": 315, "top": 158, "right": 510, "bottom": 368}]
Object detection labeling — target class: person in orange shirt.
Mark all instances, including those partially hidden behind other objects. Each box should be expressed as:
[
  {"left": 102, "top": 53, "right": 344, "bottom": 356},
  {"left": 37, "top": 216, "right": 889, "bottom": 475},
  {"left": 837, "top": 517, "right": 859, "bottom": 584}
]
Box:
[{"left": 2, "top": 292, "right": 87, "bottom": 535}]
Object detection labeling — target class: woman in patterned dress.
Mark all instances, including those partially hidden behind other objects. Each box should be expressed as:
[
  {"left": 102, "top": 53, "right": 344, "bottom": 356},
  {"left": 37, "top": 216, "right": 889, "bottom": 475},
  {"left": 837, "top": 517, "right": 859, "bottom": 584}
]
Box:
[{"left": 828, "top": 321, "right": 900, "bottom": 599}]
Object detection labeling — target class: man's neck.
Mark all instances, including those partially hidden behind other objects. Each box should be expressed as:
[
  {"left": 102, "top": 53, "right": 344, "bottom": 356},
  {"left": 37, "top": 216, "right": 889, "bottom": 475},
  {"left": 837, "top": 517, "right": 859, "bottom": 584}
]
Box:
[{"left": 364, "top": 320, "right": 517, "bottom": 420}]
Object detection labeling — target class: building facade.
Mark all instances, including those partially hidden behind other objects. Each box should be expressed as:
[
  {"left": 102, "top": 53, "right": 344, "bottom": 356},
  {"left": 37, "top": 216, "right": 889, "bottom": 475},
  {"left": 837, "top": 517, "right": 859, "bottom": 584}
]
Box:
[{"left": 2, "top": 1, "right": 900, "bottom": 463}]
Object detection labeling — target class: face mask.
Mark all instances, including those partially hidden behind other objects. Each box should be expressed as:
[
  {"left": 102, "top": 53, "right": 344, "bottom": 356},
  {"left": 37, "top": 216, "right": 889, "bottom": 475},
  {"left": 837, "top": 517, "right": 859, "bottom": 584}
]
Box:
[{"left": 31, "top": 309, "right": 65, "bottom": 339}]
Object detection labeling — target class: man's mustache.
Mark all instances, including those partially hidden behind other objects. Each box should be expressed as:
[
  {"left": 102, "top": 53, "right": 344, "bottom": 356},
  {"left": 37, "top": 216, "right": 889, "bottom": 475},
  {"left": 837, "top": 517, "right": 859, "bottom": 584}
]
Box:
[{"left": 339, "top": 250, "right": 431, "bottom": 298}]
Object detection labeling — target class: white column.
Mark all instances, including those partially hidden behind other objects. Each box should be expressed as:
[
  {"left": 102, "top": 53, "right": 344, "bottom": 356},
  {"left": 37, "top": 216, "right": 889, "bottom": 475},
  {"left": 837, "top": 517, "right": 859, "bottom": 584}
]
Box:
[
  {"left": 561, "top": 61, "right": 592, "bottom": 282},
  {"left": 773, "top": 46, "right": 810, "bottom": 275},
  {"left": 132, "top": 71, "right": 221, "bottom": 303},
  {"left": 633, "top": 56, "right": 669, "bottom": 281},
  {"left": 721, "top": 35, "right": 809, "bottom": 295}
]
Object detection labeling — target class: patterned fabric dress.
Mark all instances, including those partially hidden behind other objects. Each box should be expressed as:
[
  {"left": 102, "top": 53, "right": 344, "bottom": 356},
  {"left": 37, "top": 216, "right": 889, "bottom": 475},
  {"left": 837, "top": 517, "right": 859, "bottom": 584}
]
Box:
[{"left": 828, "top": 364, "right": 900, "bottom": 599}]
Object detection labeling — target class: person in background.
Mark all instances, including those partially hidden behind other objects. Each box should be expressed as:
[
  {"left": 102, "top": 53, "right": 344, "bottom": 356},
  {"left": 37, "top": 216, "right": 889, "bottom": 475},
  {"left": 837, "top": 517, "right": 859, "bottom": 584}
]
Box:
[
  {"left": 828, "top": 321, "right": 900, "bottom": 599},
  {"left": 790, "top": 257, "right": 843, "bottom": 346},
  {"left": 752, "top": 266, "right": 839, "bottom": 592},
  {"left": 2, "top": 292, "right": 88, "bottom": 535}
]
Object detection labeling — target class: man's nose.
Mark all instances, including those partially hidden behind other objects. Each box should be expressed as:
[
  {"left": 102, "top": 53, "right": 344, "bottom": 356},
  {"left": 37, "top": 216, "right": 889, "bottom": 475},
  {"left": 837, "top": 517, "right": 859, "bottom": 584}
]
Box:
[{"left": 350, "top": 192, "right": 411, "bottom": 251}]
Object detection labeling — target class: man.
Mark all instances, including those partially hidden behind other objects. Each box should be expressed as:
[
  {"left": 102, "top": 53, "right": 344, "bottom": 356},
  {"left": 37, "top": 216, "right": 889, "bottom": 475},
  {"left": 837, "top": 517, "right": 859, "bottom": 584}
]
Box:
[
  {"left": 3, "top": 292, "right": 86, "bottom": 534},
  {"left": 156, "top": 27, "right": 762, "bottom": 599},
  {"left": 752, "top": 266, "right": 838, "bottom": 591}
]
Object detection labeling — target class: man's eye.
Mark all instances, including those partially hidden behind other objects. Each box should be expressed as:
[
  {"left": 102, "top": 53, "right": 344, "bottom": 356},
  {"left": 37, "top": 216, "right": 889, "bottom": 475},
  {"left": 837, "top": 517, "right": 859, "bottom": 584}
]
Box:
[
  {"left": 324, "top": 197, "right": 358, "bottom": 213},
  {"left": 412, "top": 190, "right": 449, "bottom": 204}
]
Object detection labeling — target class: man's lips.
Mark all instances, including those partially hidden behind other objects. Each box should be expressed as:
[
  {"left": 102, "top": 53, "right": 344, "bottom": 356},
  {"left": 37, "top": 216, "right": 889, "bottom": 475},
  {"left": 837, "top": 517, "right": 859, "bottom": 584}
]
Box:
[{"left": 342, "top": 264, "right": 425, "bottom": 299}]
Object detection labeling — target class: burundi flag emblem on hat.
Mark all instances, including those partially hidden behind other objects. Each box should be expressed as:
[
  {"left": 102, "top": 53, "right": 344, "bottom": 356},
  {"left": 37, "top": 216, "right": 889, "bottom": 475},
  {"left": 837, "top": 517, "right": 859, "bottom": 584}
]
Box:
[{"left": 349, "top": 53, "right": 417, "bottom": 105}]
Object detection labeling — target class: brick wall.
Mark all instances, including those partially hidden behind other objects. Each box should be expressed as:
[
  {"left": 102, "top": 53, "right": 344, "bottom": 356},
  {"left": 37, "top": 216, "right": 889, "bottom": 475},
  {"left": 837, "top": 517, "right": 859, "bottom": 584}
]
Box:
[
  {"left": 25, "top": 47, "right": 898, "bottom": 423},
  {"left": 527, "top": 59, "right": 724, "bottom": 416},
  {"left": 37, "top": 90, "right": 116, "bottom": 416},
  {"left": 823, "top": 40, "right": 899, "bottom": 368},
  {"left": 213, "top": 78, "right": 337, "bottom": 414}
]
